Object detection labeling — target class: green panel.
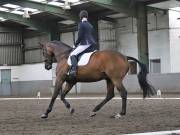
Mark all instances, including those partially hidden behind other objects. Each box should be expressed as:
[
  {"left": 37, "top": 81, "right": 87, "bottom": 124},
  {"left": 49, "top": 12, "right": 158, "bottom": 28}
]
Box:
[
  {"left": 89, "top": 0, "right": 136, "bottom": 17},
  {"left": 1, "top": 69, "right": 11, "bottom": 96}
]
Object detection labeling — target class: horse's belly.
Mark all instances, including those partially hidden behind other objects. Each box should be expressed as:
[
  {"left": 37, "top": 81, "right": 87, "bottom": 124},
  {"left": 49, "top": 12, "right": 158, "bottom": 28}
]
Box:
[
  {"left": 76, "top": 78, "right": 103, "bottom": 82},
  {"left": 76, "top": 72, "right": 106, "bottom": 82}
]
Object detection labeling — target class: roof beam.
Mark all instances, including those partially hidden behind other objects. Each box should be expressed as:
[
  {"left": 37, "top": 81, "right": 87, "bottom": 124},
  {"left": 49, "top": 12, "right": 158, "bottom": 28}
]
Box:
[
  {"left": 147, "top": 6, "right": 167, "bottom": 14},
  {"left": 92, "top": 9, "right": 117, "bottom": 17},
  {"left": 89, "top": 0, "right": 137, "bottom": 17},
  {"left": 145, "top": 0, "right": 169, "bottom": 5},
  {"left": 174, "top": 0, "right": 180, "bottom": 3},
  {"left": 0, "top": 11, "right": 51, "bottom": 32},
  {"left": 0, "top": 0, "right": 79, "bottom": 21},
  {"left": 98, "top": 16, "right": 117, "bottom": 22}
]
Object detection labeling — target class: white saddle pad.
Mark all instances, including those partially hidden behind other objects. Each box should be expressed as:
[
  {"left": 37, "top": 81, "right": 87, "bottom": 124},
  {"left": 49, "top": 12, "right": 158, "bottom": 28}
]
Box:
[{"left": 67, "top": 51, "right": 97, "bottom": 66}]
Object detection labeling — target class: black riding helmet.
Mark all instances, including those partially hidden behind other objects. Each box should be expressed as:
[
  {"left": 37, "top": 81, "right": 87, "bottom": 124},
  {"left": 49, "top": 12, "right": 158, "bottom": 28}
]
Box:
[{"left": 79, "top": 10, "right": 88, "bottom": 20}]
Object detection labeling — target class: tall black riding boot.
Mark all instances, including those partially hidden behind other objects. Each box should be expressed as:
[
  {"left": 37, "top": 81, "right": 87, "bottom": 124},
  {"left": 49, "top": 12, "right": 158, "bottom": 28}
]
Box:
[{"left": 69, "top": 55, "right": 78, "bottom": 79}]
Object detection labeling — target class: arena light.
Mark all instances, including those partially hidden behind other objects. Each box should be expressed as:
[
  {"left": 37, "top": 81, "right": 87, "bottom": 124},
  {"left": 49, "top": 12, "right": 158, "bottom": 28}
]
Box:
[
  {"left": 71, "top": 0, "right": 88, "bottom": 6},
  {"left": 62, "top": 0, "right": 79, "bottom": 2},
  {"left": 0, "top": 17, "right": 7, "bottom": 22},
  {"left": 11, "top": 10, "right": 24, "bottom": 15},
  {"left": 62, "top": 0, "right": 71, "bottom": 10},
  {"left": 48, "top": 1, "right": 64, "bottom": 7},
  {"left": 170, "top": 7, "right": 180, "bottom": 12},
  {"left": 0, "top": 7, "right": 9, "bottom": 12},
  {"left": 23, "top": 10, "right": 30, "bottom": 18},
  {"left": 23, "top": 7, "right": 38, "bottom": 13},
  {"left": 3, "top": 3, "right": 20, "bottom": 9}
]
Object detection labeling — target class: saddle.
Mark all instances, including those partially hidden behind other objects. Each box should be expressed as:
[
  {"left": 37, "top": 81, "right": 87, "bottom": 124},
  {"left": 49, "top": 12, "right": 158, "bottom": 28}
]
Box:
[
  {"left": 67, "top": 50, "right": 97, "bottom": 66},
  {"left": 67, "top": 45, "right": 97, "bottom": 66}
]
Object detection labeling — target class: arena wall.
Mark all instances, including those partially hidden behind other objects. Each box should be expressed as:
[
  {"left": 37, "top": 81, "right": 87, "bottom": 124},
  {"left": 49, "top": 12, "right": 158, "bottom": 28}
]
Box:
[
  {"left": 0, "top": 63, "right": 77, "bottom": 96},
  {"left": 79, "top": 73, "right": 180, "bottom": 94},
  {"left": 1, "top": 64, "right": 180, "bottom": 96},
  {"left": 0, "top": 64, "right": 52, "bottom": 96},
  {"left": 169, "top": 10, "right": 180, "bottom": 73}
]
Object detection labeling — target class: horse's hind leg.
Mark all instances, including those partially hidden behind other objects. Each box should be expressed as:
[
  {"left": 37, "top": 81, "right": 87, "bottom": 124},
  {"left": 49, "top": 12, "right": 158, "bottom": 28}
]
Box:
[
  {"left": 118, "top": 84, "right": 127, "bottom": 115},
  {"left": 90, "top": 79, "right": 114, "bottom": 117},
  {"left": 113, "top": 81, "right": 127, "bottom": 118},
  {"left": 60, "top": 82, "right": 75, "bottom": 114}
]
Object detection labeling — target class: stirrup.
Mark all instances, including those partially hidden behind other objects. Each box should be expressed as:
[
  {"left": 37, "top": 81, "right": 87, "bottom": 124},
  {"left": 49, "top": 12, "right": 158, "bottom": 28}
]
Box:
[
  {"left": 66, "top": 71, "right": 76, "bottom": 83},
  {"left": 69, "top": 70, "right": 76, "bottom": 77}
]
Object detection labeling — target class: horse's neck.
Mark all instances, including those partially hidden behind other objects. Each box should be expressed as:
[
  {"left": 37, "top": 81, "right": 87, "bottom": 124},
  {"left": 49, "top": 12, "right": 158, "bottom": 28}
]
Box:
[
  {"left": 53, "top": 45, "right": 71, "bottom": 63},
  {"left": 55, "top": 51, "right": 69, "bottom": 63}
]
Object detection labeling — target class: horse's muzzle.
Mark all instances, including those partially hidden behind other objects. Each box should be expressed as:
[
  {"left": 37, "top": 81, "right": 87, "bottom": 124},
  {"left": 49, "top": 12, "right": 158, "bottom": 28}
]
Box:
[{"left": 45, "top": 63, "right": 52, "bottom": 70}]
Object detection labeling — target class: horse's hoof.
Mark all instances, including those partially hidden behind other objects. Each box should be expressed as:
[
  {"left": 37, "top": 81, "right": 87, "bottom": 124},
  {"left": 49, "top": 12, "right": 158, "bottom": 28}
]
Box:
[
  {"left": 69, "top": 108, "right": 75, "bottom": 114},
  {"left": 90, "top": 112, "right": 96, "bottom": 117},
  {"left": 41, "top": 113, "right": 48, "bottom": 119},
  {"left": 120, "top": 112, "right": 126, "bottom": 116},
  {"left": 110, "top": 113, "right": 121, "bottom": 119},
  {"left": 115, "top": 113, "right": 121, "bottom": 119}
]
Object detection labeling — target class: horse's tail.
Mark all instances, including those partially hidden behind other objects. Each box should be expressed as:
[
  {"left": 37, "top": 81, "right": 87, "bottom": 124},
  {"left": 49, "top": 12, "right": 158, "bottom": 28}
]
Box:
[{"left": 127, "top": 56, "right": 156, "bottom": 98}]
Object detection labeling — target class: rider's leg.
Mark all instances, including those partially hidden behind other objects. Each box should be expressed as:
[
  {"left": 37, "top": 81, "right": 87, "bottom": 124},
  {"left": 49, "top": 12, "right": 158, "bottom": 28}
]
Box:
[
  {"left": 69, "top": 55, "right": 78, "bottom": 77},
  {"left": 69, "top": 45, "right": 90, "bottom": 77},
  {"left": 70, "top": 45, "right": 90, "bottom": 56}
]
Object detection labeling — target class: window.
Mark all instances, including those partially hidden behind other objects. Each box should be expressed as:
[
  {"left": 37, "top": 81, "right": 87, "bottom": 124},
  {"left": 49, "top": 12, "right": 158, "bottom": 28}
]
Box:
[{"left": 150, "top": 59, "right": 161, "bottom": 73}]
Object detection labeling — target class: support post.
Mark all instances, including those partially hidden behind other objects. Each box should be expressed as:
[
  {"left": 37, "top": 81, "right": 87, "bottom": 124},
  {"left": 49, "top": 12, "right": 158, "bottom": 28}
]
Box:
[
  {"left": 90, "top": 18, "right": 99, "bottom": 50},
  {"left": 137, "top": 2, "right": 149, "bottom": 71},
  {"left": 50, "top": 23, "right": 60, "bottom": 41}
]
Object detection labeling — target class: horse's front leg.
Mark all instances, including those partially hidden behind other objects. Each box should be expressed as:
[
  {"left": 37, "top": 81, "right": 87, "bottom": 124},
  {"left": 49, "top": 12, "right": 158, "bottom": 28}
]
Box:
[
  {"left": 41, "top": 81, "right": 63, "bottom": 119},
  {"left": 60, "top": 82, "right": 75, "bottom": 114}
]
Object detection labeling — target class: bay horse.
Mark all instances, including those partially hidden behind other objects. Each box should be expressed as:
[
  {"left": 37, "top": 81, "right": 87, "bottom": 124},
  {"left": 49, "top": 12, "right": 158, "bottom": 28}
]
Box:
[{"left": 40, "top": 41, "right": 156, "bottom": 119}]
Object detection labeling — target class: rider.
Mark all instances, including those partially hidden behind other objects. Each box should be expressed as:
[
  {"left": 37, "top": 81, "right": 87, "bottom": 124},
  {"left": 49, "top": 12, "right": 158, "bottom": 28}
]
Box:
[{"left": 69, "top": 10, "right": 96, "bottom": 78}]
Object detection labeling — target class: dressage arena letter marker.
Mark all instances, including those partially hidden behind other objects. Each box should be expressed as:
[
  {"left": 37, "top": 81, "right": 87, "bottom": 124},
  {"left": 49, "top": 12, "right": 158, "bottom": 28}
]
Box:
[
  {"left": 37, "top": 91, "right": 41, "bottom": 98},
  {"left": 157, "top": 89, "right": 162, "bottom": 98},
  {"left": 37, "top": 91, "right": 41, "bottom": 104}
]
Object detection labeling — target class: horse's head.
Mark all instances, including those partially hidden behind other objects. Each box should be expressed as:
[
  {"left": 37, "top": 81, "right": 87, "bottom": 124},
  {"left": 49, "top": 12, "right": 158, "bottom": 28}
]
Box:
[
  {"left": 39, "top": 42, "right": 54, "bottom": 70},
  {"left": 40, "top": 41, "right": 73, "bottom": 70}
]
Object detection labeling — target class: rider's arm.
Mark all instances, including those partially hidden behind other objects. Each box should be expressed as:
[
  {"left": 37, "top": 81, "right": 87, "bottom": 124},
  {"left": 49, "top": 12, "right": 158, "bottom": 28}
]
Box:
[{"left": 75, "top": 23, "right": 84, "bottom": 47}]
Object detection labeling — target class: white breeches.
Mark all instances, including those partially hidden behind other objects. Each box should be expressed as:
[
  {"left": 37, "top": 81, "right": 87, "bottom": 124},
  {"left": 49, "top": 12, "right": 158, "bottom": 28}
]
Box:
[{"left": 70, "top": 45, "right": 90, "bottom": 56}]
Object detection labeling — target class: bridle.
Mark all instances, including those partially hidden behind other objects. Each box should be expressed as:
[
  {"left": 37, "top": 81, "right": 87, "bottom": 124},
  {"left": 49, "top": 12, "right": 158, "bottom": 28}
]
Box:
[{"left": 42, "top": 45, "right": 53, "bottom": 65}]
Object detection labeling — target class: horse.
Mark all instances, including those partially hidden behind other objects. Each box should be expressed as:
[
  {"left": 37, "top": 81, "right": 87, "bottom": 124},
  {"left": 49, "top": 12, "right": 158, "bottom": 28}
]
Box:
[{"left": 39, "top": 41, "right": 156, "bottom": 119}]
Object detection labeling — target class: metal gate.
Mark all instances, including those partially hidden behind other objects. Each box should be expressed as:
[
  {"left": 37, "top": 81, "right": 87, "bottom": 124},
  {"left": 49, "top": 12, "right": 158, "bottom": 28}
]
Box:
[{"left": 1, "top": 69, "right": 11, "bottom": 96}]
